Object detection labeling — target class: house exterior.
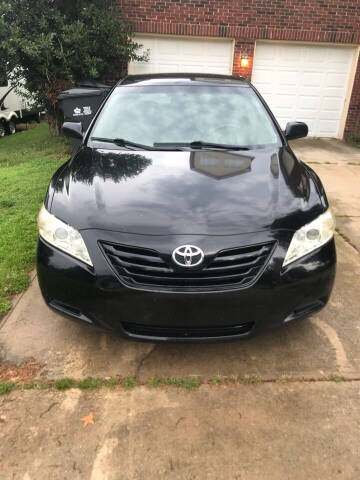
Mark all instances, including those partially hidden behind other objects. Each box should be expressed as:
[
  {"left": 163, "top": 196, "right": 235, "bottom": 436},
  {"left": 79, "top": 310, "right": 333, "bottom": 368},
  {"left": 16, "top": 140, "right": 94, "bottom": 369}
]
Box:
[{"left": 117, "top": 0, "right": 360, "bottom": 140}]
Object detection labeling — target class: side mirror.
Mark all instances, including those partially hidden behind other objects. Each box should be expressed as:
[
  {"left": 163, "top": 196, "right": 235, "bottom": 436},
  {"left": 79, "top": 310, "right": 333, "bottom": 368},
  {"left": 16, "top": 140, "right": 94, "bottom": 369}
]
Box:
[
  {"left": 284, "top": 122, "right": 308, "bottom": 141},
  {"left": 62, "top": 121, "right": 83, "bottom": 139}
]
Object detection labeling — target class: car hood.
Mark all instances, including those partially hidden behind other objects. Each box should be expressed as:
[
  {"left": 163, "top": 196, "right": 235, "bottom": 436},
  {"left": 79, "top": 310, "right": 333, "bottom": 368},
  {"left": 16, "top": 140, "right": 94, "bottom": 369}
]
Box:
[{"left": 49, "top": 146, "right": 324, "bottom": 235}]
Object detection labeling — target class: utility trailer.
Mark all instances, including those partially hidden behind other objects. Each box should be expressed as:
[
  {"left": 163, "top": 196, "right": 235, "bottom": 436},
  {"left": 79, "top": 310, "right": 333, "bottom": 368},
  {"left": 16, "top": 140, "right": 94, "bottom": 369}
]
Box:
[{"left": 0, "top": 76, "right": 43, "bottom": 137}]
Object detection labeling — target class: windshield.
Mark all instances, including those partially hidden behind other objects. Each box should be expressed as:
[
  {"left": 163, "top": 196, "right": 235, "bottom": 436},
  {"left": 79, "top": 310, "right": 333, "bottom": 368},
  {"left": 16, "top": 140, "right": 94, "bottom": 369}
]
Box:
[{"left": 90, "top": 85, "right": 280, "bottom": 148}]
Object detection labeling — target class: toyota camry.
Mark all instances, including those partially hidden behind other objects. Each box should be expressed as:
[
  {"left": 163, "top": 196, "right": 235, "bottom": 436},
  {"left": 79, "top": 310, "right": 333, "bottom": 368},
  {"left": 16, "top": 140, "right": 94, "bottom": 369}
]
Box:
[{"left": 37, "top": 74, "right": 336, "bottom": 342}]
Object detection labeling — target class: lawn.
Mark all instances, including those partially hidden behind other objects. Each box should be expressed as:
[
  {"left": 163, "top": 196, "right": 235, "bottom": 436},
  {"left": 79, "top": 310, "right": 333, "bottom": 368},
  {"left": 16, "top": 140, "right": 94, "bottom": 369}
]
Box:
[{"left": 0, "top": 123, "right": 70, "bottom": 314}]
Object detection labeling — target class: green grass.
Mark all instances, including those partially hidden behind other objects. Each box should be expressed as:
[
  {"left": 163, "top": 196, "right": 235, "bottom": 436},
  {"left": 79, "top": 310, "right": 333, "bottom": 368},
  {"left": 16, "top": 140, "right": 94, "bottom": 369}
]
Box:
[
  {"left": 0, "top": 123, "right": 70, "bottom": 313},
  {"left": 77, "top": 377, "right": 104, "bottom": 390},
  {"left": 147, "top": 378, "right": 161, "bottom": 388},
  {"left": 210, "top": 375, "right": 223, "bottom": 385},
  {"left": 182, "top": 377, "right": 200, "bottom": 390},
  {"left": 0, "top": 124, "right": 69, "bottom": 168},
  {"left": 0, "top": 375, "right": 357, "bottom": 396},
  {"left": 330, "top": 375, "right": 347, "bottom": 383},
  {"left": 105, "top": 378, "right": 117, "bottom": 388},
  {"left": 0, "top": 382, "right": 16, "bottom": 395},
  {"left": 122, "top": 377, "right": 137, "bottom": 389},
  {"left": 241, "top": 375, "right": 262, "bottom": 385},
  {"left": 38, "top": 381, "right": 52, "bottom": 390},
  {"left": 20, "top": 382, "right": 36, "bottom": 390},
  {"left": 54, "top": 378, "right": 74, "bottom": 390},
  {"left": 161, "top": 377, "right": 183, "bottom": 387}
]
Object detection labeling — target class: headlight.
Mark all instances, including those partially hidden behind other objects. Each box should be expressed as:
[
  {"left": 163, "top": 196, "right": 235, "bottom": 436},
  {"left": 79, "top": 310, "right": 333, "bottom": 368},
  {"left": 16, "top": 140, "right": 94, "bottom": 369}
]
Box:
[
  {"left": 38, "top": 205, "right": 93, "bottom": 266},
  {"left": 283, "top": 209, "right": 335, "bottom": 267}
]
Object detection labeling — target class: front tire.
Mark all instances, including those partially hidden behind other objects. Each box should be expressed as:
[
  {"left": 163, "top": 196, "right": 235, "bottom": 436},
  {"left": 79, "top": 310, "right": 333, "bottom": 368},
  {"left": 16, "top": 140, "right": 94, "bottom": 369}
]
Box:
[
  {"left": 5, "top": 120, "right": 16, "bottom": 135},
  {"left": 0, "top": 121, "right": 5, "bottom": 137}
]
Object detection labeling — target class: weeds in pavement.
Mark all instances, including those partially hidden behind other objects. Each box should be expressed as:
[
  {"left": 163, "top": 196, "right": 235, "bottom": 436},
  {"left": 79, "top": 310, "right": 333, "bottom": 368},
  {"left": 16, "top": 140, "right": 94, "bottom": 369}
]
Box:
[
  {"left": 54, "top": 378, "right": 74, "bottom": 390},
  {"left": 161, "top": 378, "right": 183, "bottom": 387},
  {"left": 0, "top": 375, "right": 357, "bottom": 395},
  {"left": 122, "top": 377, "right": 137, "bottom": 389},
  {"left": 77, "top": 378, "right": 104, "bottom": 390},
  {"left": 241, "top": 375, "right": 262, "bottom": 385},
  {"left": 0, "top": 382, "right": 16, "bottom": 395},
  {"left": 183, "top": 378, "right": 200, "bottom": 390},
  {"left": 210, "top": 375, "right": 223, "bottom": 384},
  {"left": 147, "top": 378, "right": 161, "bottom": 388},
  {"left": 105, "top": 378, "right": 117, "bottom": 388},
  {"left": 330, "top": 376, "right": 347, "bottom": 383},
  {"left": 20, "top": 382, "right": 36, "bottom": 390},
  {"left": 38, "top": 382, "right": 52, "bottom": 390}
]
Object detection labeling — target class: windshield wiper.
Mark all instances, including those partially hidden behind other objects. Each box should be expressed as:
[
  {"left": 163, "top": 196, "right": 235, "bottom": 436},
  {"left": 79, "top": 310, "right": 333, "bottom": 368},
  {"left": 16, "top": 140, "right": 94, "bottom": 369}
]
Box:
[
  {"left": 153, "top": 141, "right": 250, "bottom": 151},
  {"left": 91, "top": 137, "right": 156, "bottom": 150},
  {"left": 91, "top": 137, "right": 183, "bottom": 151}
]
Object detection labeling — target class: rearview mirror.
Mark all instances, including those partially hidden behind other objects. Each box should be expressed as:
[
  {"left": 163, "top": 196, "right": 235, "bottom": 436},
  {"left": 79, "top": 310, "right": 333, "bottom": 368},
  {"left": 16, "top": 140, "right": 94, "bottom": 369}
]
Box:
[
  {"left": 284, "top": 122, "right": 308, "bottom": 141},
  {"left": 62, "top": 122, "right": 83, "bottom": 139}
]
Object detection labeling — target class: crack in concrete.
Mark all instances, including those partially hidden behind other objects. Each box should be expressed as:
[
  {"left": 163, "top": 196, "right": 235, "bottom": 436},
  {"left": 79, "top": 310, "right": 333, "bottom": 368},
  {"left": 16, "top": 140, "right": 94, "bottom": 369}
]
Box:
[
  {"left": 335, "top": 229, "right": 359, "bottom": 253},
  {"left": 134, "top": 344, "right": 157, "bottom": 378},
  {"left": 39, "top": 402, "right": 59, "bottom": 418}
]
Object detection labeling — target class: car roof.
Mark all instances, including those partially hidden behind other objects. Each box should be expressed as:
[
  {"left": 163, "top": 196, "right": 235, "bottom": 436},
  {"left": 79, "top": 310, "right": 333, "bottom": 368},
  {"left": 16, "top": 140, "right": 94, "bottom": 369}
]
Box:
[{"left": 118, "top": 73, "right": 250, "bottom": 87}]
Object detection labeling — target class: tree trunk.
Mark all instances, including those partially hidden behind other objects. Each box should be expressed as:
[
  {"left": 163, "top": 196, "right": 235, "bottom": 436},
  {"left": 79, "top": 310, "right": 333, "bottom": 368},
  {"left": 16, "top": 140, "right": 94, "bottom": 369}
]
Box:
[{"left": 46, "top": 102, "right": 64, "bottom": 137}]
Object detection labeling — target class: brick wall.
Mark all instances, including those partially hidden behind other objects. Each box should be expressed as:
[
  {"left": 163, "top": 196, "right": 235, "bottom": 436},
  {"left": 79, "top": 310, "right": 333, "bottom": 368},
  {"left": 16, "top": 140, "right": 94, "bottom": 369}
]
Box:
[{"left": 117, "top": 0, "right": 360, "bottom": 138}]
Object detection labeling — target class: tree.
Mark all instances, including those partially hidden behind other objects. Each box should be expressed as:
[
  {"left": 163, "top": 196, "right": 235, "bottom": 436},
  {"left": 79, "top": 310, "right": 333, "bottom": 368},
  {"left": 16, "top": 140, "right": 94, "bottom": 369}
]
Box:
[{"left": 0, "top": 0, "right": 147, "bottom": 135}]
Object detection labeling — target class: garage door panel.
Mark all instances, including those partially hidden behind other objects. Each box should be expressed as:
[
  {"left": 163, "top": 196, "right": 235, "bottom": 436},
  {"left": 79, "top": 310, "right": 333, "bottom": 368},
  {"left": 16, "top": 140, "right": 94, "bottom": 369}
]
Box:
[
  {"left": 252, "top": 42, "right": 356, "bottom": 137},
  {"left": 272, "top": 94, "right": 298, "bottom": 108},
  {"left": 325, "top": 72, "right": 349, "bottom": 88},
  {"left": 206, "top": 66, "right": 232, "bottom": 74},
  {"left": 322, "top": 97, "right": 343, "bottom": 113},
  {"left": 129, "top": 35, "right": 233, "bottom": 76},
  {"left": 318, "top": 110, "right": 342, "bottom": 120},
  {"left": 180, "top": 64, "right": 204, "bottom": 72},
  {"left": 303, "top": 48, "right": 327, "bottom": 64},
  {"left": 277, "top": 70, "right": 299, "bottom": 86},
  {"left": 318, "top": 119, "right": 339, "bottom": 136},
  {"left": 298, "top": 95, "right": 321, "bottom": 110},
  {"left": 158, "top": 64, "right": 179, "bottom": 73},
  {"left": 158, "top": 39, "right": 179, "bottom": 55},
  {"left": 251, "top": 68, "right": 274, "bottom": 85},
  {"left": 129, "top": 63, "right": 154, "bottom": 74},
  {"left": 302, "top": 72, "right": 324, "bottom": 87}
]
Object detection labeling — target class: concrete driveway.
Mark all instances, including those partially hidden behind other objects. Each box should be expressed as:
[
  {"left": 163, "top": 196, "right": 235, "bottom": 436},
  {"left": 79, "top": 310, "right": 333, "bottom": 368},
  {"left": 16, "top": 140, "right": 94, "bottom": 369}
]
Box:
[{"left": 0, "top": 138, "right": 359, "bottom": 479}]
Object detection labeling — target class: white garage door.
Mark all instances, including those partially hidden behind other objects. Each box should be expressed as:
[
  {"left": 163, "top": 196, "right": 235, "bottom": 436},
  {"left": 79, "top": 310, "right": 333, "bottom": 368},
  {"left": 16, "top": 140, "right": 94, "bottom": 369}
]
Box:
[
  {"left": 129, "top": 35, "right": 233, "bottom": 75},
  {"left": 252, "top": 42, "right": 356, "bottom": 138}
]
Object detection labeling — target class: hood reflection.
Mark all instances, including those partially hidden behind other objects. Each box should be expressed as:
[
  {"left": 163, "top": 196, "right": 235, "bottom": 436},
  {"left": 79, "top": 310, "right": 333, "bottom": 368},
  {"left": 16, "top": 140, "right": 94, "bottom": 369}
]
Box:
[
  {"left": 190, "top": 151, "right": 253, "bottom": 179},
  {"left": 70, "top": 149, "right": 152, "bottom": 185},
  {"left": 50, "top": 145, "right": 323, "bottom": 235}
]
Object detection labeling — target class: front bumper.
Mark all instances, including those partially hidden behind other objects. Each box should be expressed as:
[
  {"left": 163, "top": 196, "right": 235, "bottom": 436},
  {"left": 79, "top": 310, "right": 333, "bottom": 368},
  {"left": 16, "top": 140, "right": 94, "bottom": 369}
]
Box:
[{"left": 37, "top": 230, "right": 336, "bottom": 343}]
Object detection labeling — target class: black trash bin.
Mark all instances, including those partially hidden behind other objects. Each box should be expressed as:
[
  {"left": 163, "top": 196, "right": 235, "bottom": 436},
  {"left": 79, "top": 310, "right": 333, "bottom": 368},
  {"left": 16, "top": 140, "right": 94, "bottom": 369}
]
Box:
[{"left": 58, "top": 81, "right": 111, "bottom": 132}]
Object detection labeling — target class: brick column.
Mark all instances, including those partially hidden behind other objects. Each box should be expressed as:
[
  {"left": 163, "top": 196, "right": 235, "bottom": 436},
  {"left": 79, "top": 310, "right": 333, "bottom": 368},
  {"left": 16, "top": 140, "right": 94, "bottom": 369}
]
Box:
[
  {"left": 232, "top": 42, "right": 255, "bottom": 80},
  {"left": 344, "top": 56, "right": 360, "bottom": 140}
]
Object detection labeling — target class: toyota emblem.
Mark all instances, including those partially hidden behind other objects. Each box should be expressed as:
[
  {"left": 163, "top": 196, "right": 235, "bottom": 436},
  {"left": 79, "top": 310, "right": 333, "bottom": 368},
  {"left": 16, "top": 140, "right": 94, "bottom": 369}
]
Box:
[{"left": 172, "top": 245, "right": 204, "bottom": 268}]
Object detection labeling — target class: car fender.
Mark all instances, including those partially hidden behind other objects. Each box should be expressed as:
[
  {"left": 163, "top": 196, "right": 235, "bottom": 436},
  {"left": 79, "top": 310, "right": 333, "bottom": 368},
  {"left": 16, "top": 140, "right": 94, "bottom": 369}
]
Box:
[
  {"left": 0, "top": 110, "right": 18, "bottom": 123},
  {"left": 302, "top": 162, "right": 329, "bottom": 210}
]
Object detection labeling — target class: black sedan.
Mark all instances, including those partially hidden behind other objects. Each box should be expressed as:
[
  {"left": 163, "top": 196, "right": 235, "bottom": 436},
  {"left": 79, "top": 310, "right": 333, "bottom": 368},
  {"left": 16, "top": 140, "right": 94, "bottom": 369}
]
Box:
[{"left": 37, "top": 74, "right": 336, "bottom": 342}]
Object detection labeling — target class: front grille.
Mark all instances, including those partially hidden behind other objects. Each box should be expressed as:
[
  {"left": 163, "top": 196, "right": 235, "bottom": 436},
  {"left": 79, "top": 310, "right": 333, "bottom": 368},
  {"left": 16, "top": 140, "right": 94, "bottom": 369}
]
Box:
[
  {"left": 122, "top": 322, "right": 254, "bottom": 339},
  {"left": 100, "top": 240, "right": 275, "bottom": 292}
]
